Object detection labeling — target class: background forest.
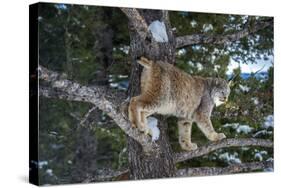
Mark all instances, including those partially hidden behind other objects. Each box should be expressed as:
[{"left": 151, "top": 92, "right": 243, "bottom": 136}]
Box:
[{"left": 35, "top": 3, "right": 273, "bottom": 185}]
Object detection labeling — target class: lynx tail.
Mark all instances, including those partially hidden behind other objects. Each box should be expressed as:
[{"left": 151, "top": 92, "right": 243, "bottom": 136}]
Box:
[{"left": 137, "top": 57, "right": 153, "bottom": 69}]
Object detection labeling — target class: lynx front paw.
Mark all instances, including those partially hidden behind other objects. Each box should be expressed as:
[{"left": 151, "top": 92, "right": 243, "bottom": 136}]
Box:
[
  {"left": 138, "top": 123, "right": 149, "bottom": 134},
  {"left": 180, "top": 142, "right": 198, "bottom": 151},
  {"left": 217, "top": 133, "right": 226, "bottom": 140},
  {"left": 209, "top": 132, "right": 226, "bottom": 141},
  {"left": 130, "top": 122, "right": 137, "bottom": 128}
]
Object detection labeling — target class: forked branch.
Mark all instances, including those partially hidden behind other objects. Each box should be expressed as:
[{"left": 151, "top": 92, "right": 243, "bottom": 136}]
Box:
[{"left": 120, "top": 8, "right": 148, "bottom": 39}]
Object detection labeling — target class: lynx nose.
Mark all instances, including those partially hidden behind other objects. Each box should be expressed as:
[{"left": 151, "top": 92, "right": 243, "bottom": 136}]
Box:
[{"left": 224, "top": 96, "right": 228, "bottom": 102}]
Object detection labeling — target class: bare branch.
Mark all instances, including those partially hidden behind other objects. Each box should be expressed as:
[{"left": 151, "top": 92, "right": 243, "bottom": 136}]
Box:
[
  {"left": 176, "top": 19, "right": 272, "bottom": 48},
  {"left": 176, "top": 161, "right": 273, "bottom": 177},
  {"left": 79, "top": 106, "right": 97, "bottom": 126},
  {"left": 120, "top": 8, "right": 148, "bottom": 39},
  {"left": 38, "top": 66, "right": 160, "bottom": 153},
  {"left": 174, "top": 138, "right": 273, "bottom": 163}
]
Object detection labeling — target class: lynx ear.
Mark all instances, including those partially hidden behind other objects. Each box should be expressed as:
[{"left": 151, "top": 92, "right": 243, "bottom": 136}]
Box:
[
  {"left": 228, "top": 80, "right": 234, "bottom": 87},
  {"left": 228, "top": 73, "right": 239, "bottom": 87},
  {"left": 137, "top": 56, "right": 153, "bottom": 68}
]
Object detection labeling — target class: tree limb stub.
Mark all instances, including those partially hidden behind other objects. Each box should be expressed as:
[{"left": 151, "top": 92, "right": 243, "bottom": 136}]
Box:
[
  {"left": 120, "top": 8, "right": 148, "bottom": 40},
  {"left": 176, "top": 19, "right": 272, "bottom": 48},
  {"left": 38, "top": 65, "right": 160, "bottom": 153},
  {"left": 174, "top": 138, "right": 273, "bottom": 163},
  {"left": 176, "top": 161, "right": 273, "bottom": 177}
]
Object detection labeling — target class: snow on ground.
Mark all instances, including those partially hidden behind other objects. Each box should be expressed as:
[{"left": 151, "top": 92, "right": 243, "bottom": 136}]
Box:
[
  {"left": 263, "top": 115, "right": 274, "bottom": 129},
  {"left": 223, "top": 123, "right": 239, "bottom": 129},
  {"left": 196, "top": 63, "right": 203, "bottom": 71},
  {"left": 118, "top": 75, "right": 128, "bottom": 79},
  {"left": 236, "top": 125, "right": 254, "bottom": 134},
  {"left": 148, "top": 20, "right": 169, "bottom": 43},
  {"left": 254, "top": 150, "right": 268, "bottom": 161},
  {"left": 147, "top": 117, "right": 160, "bottom": 141},
  {"left": 203, "top": 24, "right": 213, "bottom": 32},
  {"left": 251, "top": 97, "right": 259, "bottom": 105},
  {"left": 46, "top": 169, "right": 53, "bottom": 176},
  {"left": 190, "top": 20, "right": 197, "bottom": 27},
  {"left": 110, "top": 83, "right": 118, "bottom": 88},
  {"left": 223, "top": 123, "right": 253, "bottom": 134},
  {"left": 219, "top": 152, "right": 241, "bottom": 164},
  {"left": 177, "top": 49, "right": 186, "bottom": 56},
  {"left": 109, "top": 80, "right": 129, "bottom": 91},
  {"left": 51, "top": 144, "right": 64, "bottom": 150},
  {"left": 266, "top": 157, "right": 274, "bottom": 162},
  {"left": 38, "top": 161, "right": 48, "bottom": 169},
  {"left": 214, "top": 65, "right": 220, "bottom": 72},
  {"left": 254, "top": 152, "right": 263, "bottom": 161},
  {"left": 239, "top": 84, "right": 250, "bottom": 92},
  {"left": 119, "top": 46, "right": 129, "bottom": 54}
]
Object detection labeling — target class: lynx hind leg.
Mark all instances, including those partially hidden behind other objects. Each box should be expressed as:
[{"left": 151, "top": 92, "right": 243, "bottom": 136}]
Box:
[
  {"left": 128, "top": 96, "right": 149, "bottom": 133},
  {"left": 194, "top": 113, "right": 226, "bottom": 142},
  {"left": 140, "top": 111, "right": 151, "bottom": 135},
  {"left": 178, "top": 120, "right": 198, "bottom": 151},
  {"left": 128, "top": 97, "right": 138, "bottom": 128}
]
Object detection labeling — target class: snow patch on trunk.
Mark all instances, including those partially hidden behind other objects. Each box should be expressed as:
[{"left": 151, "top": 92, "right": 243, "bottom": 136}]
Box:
[
  {"left": 148, "top": 21, "right": 168, "bottom": 43},
  {"left": 147, "top": 117, "right": 160, "bottom": 141}
]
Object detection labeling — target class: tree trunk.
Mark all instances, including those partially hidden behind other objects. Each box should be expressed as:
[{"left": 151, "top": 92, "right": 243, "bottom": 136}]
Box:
[{"left": 127, "top": 9, "right": 177, "bottom": 179}]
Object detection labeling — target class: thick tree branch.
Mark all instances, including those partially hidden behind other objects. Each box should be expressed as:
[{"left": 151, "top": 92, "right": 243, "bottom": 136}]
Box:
[
  {"left": 120, "top": 8, "right": 148, "bottom": 39},
  {"left": 38, "top": 66, "right": 160, "bottom": 153},
  {"left": 176, "top": 161, "right": 273, "bottom": 177},
  {"left": 174, "top": 138, "right": 273, "bottom": 163},
  {"left": 176, "top": 19, "right": 272, "bottom": 48}
]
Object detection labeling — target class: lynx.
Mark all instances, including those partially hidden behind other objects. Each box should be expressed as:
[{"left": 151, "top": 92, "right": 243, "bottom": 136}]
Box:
[{"left": 128, "top": 57, "right": 231, "bottom": 151}]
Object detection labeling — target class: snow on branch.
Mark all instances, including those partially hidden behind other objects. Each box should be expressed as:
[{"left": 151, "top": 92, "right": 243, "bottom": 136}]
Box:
[
  {"left": 176, "top": 161, "right": 273, "bottom": 177},
  {"left": 176, "top": 19, "right": 272, "bottom": 48},
  {"left": 38, "top": 65, "right": 161, "bottom": 153},
  {"left": 120, "top": 8, "right": 148, "bottom": 40},
  {"left": 174, "top": 138, "right": 273, "bottom": 163}
]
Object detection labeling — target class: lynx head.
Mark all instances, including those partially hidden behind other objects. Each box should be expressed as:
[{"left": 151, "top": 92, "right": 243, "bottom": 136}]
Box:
[{"left": 210, "top": 78, "right": 231, "bottom": 107}]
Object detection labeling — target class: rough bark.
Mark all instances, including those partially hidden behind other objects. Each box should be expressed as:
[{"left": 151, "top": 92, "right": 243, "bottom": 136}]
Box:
[
  {"left": 120, "top": 8, "right": 148, "bottom": 40},
  {"left": 174, "top": 138, "right": 273, "bottom": 163},
  {"left": 176, "top": 161, "right": 273, "bottom": 177},
  {"left": 176, "top": 18, "right": 273, "bottom": 48},
  {"left": 125, "top": 9, "right": 177, "bottom": 179}
]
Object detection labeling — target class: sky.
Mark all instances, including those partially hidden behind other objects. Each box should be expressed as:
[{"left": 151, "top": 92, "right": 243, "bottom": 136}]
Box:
[{"left": 227, "top": 55, "right": 273, "bottom": 74}]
